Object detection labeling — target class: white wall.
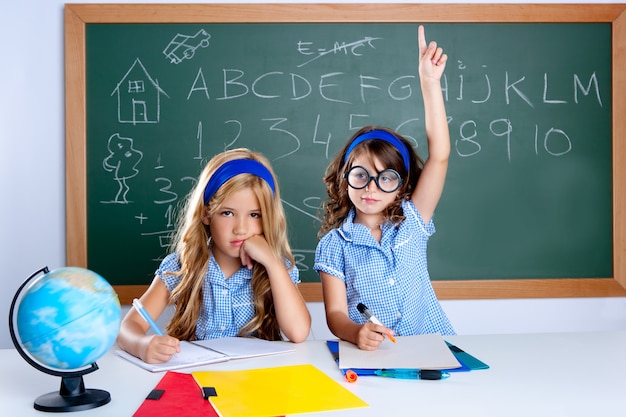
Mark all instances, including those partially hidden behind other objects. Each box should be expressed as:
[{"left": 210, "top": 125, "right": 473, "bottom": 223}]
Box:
[{"left": 3, "top": 0, "right": 625, "bottom": 349}]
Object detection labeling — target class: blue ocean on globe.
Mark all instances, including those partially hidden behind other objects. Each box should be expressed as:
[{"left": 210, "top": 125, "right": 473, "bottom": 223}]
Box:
[{"left": 16, "top": 267, "right": 121, "bottom": 370}]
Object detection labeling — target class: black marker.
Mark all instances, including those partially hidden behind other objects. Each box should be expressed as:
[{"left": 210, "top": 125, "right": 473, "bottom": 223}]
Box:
[{"left": 357, "top": 303, "right": 397, "bottom": 343}]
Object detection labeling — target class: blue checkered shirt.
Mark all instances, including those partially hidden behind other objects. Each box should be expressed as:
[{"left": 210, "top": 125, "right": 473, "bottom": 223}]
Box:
[
  {"left": 157, "top": 252, "right": 300, "bottom": 340},
  {"left": 314, "top": 199, "right": 455, "bottom": 336}
]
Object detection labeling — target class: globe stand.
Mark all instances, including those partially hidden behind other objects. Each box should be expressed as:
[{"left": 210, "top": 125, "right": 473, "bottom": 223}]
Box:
[
  {"left": 34, "top": 374, "right": 111, "bottom": 412},
  {"left": 8, "top": 266, "right": 112, "bottom": 413}
]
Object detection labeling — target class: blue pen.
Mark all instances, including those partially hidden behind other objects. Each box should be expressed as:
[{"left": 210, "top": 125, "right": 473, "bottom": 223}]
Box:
[
  {"left": 374, "top": 369, "right": 450, "bottom": 380},
  {"left": 132, "top": 298, "right": 164, "bottom": 336}
]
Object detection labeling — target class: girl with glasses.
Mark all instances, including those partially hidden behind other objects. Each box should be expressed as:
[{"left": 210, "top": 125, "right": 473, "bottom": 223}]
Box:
[{"left": 314, "top": 26, "right": 455, "bottom": 351}]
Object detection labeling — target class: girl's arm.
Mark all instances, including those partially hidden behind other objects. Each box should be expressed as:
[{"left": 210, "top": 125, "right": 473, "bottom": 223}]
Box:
[
  {"left": 242, "top": 235, "right": 311, "bottom": 343},
  {"left": 321, "top": 271, "right": 392, "bottom": 351},
  {"left": 265, "top": 260, "right": 311, "bottom": 343},
  {"left": 412, "top": 25, "right": 451, "bottom": 225},
  {"left": 116, "top": 277, "right": 180, "bottom": 363}
]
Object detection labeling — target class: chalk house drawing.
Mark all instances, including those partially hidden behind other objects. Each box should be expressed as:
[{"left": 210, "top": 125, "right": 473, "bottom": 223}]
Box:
[
  {"left": 163, "top": 29, "right": 211, "bottom": 64},
  {"left": 111, "top": 58, "right": 169, "bottom": 124},
  {"left": 102, "top": 133, "right": 143, "bottom": 204}
]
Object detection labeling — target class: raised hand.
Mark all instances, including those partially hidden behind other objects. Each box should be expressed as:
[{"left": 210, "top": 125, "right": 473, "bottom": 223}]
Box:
[{"left": 418, "top": 25, "right": 448, "bottom": 82}]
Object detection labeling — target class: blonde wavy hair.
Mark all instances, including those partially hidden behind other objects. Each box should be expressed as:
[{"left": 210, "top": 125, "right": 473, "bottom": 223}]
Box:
[
  {"left": 318, "top": 126, "right": 424, "bottom": 238},
  {"left": 165, "top": 148, "right": 294, "bottom": 341}
]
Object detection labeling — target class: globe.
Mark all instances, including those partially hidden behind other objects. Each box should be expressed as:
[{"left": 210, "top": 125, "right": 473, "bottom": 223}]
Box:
[
  {"left": 16, "top": 266, "right": 121, "bottom": 369},
  {"left": 9, "top": 266, "right": 121, "bottom": 412}
]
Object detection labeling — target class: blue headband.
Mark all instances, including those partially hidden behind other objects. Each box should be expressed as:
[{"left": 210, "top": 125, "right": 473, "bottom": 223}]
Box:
[
  {"left": 203, "top": 159, "right": 275, "bottom": 205},
  {"left": 344, "top": 130, "right": 411, "bottom": 172}
]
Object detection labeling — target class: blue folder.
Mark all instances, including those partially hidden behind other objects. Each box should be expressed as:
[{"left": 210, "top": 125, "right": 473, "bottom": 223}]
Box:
[{"left": 445, "top": 341, "right": 490, "bottom": 372}]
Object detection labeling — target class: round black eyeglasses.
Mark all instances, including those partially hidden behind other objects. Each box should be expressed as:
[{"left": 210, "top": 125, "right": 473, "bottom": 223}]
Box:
[{"left": 344, "top": 166, "right": 403, "bottom": 193}]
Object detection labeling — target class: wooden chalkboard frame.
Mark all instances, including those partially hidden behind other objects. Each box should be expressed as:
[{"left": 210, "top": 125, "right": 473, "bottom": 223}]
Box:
[{"left": 65, "top": 3, "right": 626, "bottom": 304}]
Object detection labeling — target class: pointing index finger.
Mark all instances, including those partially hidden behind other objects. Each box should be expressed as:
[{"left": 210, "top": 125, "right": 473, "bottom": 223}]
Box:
[{"left": 418, "top": 24, "right": 427, "bottom": 55}]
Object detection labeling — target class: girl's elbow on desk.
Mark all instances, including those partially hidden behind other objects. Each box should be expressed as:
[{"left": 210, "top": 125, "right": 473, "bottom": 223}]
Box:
[
  {"left": 282, "top": 316, "right": 312, "bottom": 343},
  {"left": 286, "top": 332, "right": 309, "bottom": 344}
]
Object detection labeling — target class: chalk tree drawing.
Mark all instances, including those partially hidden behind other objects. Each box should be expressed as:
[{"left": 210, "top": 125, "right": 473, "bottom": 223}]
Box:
[
  {"left": 111, "top": 58, "right": 169, "bottom": 124},
  {"left": 163, "top": 29, "right": 211, "bottom": 64},
  {"left": 102, "top": 133, "right": 143, "bottom": 204}
]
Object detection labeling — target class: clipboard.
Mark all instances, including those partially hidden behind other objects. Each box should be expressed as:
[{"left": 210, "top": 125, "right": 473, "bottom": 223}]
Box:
[{"left": 326, "top": 339, "right": 489, "bottom": 376}]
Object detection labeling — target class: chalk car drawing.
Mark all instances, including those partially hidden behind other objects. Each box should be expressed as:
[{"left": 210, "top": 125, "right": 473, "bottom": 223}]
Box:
[{"left": 163, "top": 29, "right": 211, "bottom": 64}]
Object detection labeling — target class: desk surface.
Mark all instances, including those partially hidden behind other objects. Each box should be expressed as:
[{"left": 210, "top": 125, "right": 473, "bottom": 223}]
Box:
[{"left": 3, "top": 331, "right": 626, "bottom": 416}]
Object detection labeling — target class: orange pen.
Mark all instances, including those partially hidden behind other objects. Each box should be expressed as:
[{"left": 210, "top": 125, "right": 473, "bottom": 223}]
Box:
[{"left": 345, "top": 369, "right": 358, "bottom": 383}]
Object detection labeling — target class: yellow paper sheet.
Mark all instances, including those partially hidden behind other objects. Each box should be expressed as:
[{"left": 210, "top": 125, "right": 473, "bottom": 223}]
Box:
[{"left": 192, "top": 364, "right": 368, "bottom": 417}]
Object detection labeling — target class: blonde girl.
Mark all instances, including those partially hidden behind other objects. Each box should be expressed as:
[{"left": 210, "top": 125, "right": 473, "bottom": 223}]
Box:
[{"left": 118, "top": 148, "right": 310, "bottom": 364}]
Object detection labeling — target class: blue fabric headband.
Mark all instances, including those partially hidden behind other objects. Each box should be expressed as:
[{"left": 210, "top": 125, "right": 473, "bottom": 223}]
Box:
[
  {"left": 203, "top": 159, "right": 275, "bottom": 205},
  {"left": 344, "top": 130, "right": 411, "bottom": 172}
]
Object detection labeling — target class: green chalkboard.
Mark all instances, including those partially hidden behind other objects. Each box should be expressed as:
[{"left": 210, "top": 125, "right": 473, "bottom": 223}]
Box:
[{"left": 84, "top": 22, "right": 612, "bottom": 286}]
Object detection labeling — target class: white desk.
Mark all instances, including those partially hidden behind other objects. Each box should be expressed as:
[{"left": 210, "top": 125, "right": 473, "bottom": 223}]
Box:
[{"left": 3, "top": 331, "right": 626, "bottom": 416}]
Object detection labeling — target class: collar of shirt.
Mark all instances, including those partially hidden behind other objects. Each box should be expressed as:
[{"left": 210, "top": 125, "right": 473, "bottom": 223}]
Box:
[
  {"left": 337, "top": 208, "right": 397, "bottom": 248},
  {"left": 207, "top": 253, "right": 253, "bottom": 287}
]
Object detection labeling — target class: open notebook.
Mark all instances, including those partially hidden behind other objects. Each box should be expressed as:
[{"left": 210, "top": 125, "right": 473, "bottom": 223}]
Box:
[{"left": 116, "top": 336, "right": 295, "bottom": 372}]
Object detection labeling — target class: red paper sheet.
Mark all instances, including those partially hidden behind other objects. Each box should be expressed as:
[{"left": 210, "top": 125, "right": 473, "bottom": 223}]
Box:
[{"left": 133, "top": 371, "right": 218, "bottom": 417}]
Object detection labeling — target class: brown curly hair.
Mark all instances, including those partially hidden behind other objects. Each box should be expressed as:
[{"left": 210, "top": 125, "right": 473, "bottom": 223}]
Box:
[{"left": 318, "top": 126, "right": 425, "bottom": 238}]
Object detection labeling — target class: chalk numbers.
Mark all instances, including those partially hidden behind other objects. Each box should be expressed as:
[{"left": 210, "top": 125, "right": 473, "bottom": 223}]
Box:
[{"left": 454, "top": 119, "right": 573, "bottom": 162}]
